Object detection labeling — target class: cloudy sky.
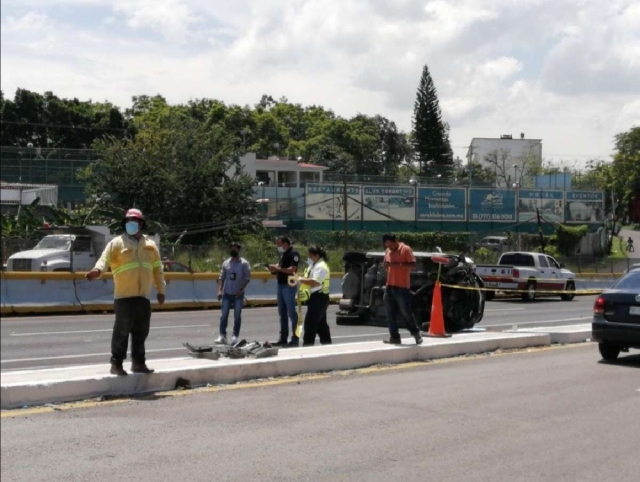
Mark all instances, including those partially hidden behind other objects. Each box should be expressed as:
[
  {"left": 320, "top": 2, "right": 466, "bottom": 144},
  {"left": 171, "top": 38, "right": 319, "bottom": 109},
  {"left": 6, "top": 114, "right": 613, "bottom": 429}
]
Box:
[{"left": 1, "top": 0, "right": 639, "bottom": 164}]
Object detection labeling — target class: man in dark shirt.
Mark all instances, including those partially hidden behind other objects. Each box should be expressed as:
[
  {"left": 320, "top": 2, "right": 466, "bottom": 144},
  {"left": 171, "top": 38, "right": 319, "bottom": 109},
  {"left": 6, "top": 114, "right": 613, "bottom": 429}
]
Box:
[{"left": 268, "top": 236, "right": 301, "bottom": 347}]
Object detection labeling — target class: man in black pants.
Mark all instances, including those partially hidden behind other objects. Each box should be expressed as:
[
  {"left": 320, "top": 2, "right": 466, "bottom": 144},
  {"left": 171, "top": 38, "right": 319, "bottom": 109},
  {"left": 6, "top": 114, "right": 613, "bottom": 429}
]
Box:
[
  {"left": 299, "top": 246, "right": 332, "bottom": 346},
  {"left": 86, "top": 209, "right": 166, "bottom": 376}
]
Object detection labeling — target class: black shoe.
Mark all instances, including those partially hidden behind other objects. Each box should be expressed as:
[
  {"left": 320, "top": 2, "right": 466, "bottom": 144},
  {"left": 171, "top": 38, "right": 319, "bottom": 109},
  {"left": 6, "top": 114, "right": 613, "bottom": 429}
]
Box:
[
  {"left": 272, "top": 340, "right": 288, "bottom": 347},
  {"left": 286, "top": 338, "right": 300, "bottom": 348},
  {"left": 131, "top": 361, "right": 155, "bottom": 374},
  {"left": 412, "top": 332, "right": 423, "bottom": 345},
  {"left": 383, "top": 336, "right": 402, "bottom": 345},
  {"left": 110, "top": 363, "right": 128, "bottom": 376}
]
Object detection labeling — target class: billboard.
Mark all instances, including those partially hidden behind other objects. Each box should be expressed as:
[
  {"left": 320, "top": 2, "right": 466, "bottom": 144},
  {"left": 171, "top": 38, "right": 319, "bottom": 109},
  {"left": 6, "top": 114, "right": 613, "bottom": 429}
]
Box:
[
  {"left": 305, "top": 183, "right": 362, "bottom": 220},
  {"left": 469, "top": 189, "right": 517, "bottom": 222},
  {"left": 417, "top": 187, "right": 466, "bottom": 221},
  {"left": 518, "top": 189, "right": 564, "bottom": 223},
  {"left": 362, "top": 186, "right": 415, "bottom": 221},
  {"left": 565, "top": 191, "right": 605, "bottom": 223}
]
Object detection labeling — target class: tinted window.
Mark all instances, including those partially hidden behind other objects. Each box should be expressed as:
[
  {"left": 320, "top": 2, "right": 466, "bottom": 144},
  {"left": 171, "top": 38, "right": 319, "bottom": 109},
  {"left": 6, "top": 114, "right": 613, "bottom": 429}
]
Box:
[
  {"left": 612, "top": 271, "right": 640, "bottom": 290},
  {"left": 547, "top": 257, "right": 560, "bottom": 269},
  {"left": 72, "top": 237, "right": 92, "bottom": 252},
  {"left": 538, "top": 255, "right": 549, "bottom": 268},
  {"left": 499, "top": 254, "right": 535, "bottom": 267}
]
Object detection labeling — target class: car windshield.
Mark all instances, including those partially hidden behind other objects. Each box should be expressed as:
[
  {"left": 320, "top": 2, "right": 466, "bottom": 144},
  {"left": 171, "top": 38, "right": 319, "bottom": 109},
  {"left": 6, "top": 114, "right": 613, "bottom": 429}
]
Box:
[
  {"left": 34, "top": 236, "right": 71, "bottom": 250},
  {"left": 612, "top": 271, "right": 640, "bottom": 290},
  {"left": 499, "top": 254, "right": 535, "bottom": 267}
]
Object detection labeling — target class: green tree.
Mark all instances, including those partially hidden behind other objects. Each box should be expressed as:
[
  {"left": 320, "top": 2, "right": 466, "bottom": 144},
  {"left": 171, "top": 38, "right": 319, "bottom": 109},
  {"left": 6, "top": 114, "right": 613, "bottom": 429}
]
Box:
[{"left": 412, "top": 64, "right": 453, "bottom": 174}]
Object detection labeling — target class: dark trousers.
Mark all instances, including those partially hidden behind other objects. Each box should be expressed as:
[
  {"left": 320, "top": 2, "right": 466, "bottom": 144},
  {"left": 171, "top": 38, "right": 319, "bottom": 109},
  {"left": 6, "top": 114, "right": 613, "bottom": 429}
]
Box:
[
  {"left": 384, "top": 286, "right": 419, "bottom": 338},
  {"left": 302, "top": 292, "right": 332, "bottom": 346},
  {"left": 111, "top": 297, "right": 151, "bottom": 365}
]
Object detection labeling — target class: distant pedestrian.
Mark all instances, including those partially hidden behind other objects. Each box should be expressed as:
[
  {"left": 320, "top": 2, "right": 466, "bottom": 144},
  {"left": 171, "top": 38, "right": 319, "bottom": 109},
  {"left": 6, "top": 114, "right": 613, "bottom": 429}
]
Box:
[
  {"left": 268, "top": 236, "right": 301, "bottom": 347},
  {"left": 298, "top": 246, "right": 332, "bottom": 347},
  {"left": 215, "top": 242, "right": 251, "bottom": 345},
  {"left": 86, "top": 209, "right": 165, "bottom": 376},
  {"left": 381, "top": 233, "right": 422, "bottom": 345},
  {"left": 628, "top": 237, "right": 635, "bottom": 253}
]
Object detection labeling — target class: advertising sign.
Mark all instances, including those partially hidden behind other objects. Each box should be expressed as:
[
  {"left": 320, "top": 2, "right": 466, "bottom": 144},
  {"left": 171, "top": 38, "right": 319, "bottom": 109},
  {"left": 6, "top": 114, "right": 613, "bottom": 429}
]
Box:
[
  {"left": 469, "top": 189, "right": 517, "bottom": 222},
  {"left": 565, "top": 191, "right": 605, "bottom": 223},
  {"left": 362, "top": 186, "right": 415, "bottom": 221},
  {"left": 305, "top": 183, "right": 362, "bottom": 220},
  {"left": 518, "top": 189, "right": 564, "bottom": 223},
  {"left": 417, "top": 187, "right": 466, "bottom": 221}
]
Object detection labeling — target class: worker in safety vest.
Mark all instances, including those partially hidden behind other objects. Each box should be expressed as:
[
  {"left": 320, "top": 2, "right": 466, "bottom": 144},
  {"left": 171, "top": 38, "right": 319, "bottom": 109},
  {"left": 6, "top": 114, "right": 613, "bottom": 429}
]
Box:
[
  {"left": 86, "top": 208, "right": 166, "bottom": 376},
  {"left": 297, "top": 246, "right": 332, "bottom": 346}
]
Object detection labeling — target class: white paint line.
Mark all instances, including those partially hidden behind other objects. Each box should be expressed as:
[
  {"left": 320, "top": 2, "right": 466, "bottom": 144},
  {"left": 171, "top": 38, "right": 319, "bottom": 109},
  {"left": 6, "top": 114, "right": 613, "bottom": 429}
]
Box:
[
  {"left": 485, "top": 317, "right": 590, "bottom": 329},
  {"left": 9, "top": 324, "right": 210, "bottom": 337},
  {"left": 484, "top": 308, "right": 524, "bottom": 313},
  {"left": 0, "top": 347, "right": 184, "bottom": 364}
]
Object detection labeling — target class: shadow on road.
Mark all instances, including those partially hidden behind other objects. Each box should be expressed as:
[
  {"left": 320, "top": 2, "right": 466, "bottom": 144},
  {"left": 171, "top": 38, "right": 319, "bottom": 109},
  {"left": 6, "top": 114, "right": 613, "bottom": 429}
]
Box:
[{"left": 598, "top": 354, "right": 640, "bottom": 369}]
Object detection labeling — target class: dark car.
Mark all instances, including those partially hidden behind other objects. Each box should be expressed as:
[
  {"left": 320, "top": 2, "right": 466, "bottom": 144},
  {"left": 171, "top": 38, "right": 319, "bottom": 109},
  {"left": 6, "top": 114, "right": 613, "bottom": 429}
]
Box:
[{"left": 592, "top": 270, "right": 640, "bottom": 361}]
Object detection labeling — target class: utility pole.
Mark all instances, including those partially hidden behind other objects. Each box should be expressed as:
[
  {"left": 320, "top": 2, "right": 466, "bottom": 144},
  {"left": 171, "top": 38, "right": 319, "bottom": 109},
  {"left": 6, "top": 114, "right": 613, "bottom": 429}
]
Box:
[
  {"left": 536, "top": 208, "right": 545, "bottom": 253},
  {"left": 343, "top": 176, "right": 349, "bottom": 251}
]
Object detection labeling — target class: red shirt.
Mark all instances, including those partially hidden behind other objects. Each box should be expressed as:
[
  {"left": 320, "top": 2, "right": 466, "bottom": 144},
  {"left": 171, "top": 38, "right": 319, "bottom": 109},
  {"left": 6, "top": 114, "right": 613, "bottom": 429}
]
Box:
[{"left": 384, "top": 243, "right": 416, "bottom": 288}]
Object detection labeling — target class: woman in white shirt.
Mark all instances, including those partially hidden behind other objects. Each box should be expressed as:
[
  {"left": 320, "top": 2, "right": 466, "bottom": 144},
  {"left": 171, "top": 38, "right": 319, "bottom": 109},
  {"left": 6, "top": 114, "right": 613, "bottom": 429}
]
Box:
[{"left": 299, "top": 246, "right": 332, "bottom": 346}]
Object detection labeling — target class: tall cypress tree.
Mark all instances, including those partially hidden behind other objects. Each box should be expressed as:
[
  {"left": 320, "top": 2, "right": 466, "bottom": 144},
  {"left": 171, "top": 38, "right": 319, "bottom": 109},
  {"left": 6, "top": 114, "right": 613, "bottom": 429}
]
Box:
[{"left": 412, "top": 64, "right": 453, "bottom": 174}]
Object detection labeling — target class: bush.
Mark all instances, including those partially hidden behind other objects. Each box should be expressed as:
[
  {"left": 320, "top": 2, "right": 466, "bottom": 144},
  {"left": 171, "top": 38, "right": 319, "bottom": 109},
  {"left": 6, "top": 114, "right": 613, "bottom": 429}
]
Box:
[{"left": 555, "top": 224, "right": 588, "bottom": 256}]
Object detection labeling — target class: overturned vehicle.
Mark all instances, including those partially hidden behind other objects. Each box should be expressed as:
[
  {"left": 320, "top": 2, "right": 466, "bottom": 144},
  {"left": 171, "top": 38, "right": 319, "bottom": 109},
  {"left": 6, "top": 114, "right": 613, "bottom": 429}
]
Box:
[{"left": 337, "top": 251, "right": 486, "bottom": 333}]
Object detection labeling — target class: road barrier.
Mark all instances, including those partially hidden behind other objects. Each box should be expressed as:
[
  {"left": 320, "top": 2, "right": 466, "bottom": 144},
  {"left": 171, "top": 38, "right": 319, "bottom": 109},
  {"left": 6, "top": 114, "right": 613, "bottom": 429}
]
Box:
[{"left": 0, "top": 271, "right": 346, "bottom": 315}]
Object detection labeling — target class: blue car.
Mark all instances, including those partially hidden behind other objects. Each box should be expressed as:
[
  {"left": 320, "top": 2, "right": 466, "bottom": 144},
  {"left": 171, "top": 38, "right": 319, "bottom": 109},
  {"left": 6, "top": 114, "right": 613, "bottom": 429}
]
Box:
[{"left": 592, "top": 270, "right": 640, "bottom": 360}]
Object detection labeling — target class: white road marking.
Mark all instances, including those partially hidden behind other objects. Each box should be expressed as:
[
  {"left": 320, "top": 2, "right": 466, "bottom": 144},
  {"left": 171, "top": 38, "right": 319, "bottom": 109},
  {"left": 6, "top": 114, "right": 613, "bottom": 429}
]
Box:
[
  {"left": 485, "top": 317, "right": 590, "bottom": 329},
  {"left": 484, "top": 308, "right": 524, "bottom": 313},
  {"left": 9, "top": 324, "right": 210, "bottom": 337}
]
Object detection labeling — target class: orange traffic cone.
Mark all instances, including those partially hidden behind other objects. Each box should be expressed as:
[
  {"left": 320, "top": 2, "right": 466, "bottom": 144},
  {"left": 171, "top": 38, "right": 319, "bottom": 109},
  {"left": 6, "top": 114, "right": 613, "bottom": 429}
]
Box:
[{"left": 427, "top": 280, "right": 451, "bottom": 338}]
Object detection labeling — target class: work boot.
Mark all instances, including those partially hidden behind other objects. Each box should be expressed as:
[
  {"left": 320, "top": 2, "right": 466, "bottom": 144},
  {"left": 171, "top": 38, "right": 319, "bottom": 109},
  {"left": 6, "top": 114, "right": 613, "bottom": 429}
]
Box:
[
  {"left": 412, "top": 332, "right": 424, "bottom": 345},
  {"left": 383, "top": 336, "right": 402, "bottom": 345},
  {"left": 110, "top": 362, "right": 128, "bottom": 376},
  {"left": 131, "top": 361, "right": 154, "bottom": 374}
]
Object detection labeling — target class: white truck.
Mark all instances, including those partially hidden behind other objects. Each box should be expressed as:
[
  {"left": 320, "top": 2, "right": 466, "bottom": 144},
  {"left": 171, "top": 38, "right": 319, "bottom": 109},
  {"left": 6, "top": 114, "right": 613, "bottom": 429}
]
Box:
[
  {"left": 475, "top": 252, "right": 576, "bottom": 302},
  {"left": 7, "top": 226, "right": 114, "bottom": 272}
]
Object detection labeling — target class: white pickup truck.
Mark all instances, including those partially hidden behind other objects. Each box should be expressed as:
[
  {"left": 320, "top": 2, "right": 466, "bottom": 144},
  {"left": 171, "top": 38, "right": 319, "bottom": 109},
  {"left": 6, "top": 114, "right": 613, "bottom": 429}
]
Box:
[{"left": 475, "top": 252, "right": 576, "bottom": 302}]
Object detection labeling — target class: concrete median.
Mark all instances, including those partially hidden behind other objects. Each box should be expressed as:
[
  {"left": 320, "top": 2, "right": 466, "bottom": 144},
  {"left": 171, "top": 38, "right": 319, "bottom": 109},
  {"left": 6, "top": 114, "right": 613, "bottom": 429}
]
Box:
[
  {"left": 4, "top": 272, "right": 82, "bottom": 314},
  {"left": 0, "top": 331, "right": 550, "bottom": 409}
]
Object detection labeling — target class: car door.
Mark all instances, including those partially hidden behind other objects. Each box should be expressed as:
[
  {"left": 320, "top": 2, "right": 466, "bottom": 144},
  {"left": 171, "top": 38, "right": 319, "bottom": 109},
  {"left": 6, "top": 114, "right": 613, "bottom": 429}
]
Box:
[
  {"left": 546, "top": 256, "right": 565, "bottom": 290},
  {"left": 536, "top": 255, "right": 554, "bottom": 290}
]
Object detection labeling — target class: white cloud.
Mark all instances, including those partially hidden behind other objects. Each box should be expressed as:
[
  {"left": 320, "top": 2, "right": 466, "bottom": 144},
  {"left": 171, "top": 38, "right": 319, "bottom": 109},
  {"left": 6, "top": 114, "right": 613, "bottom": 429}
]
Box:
[{"left": 1, "top": 0, "right": 639, "bottom": 164}]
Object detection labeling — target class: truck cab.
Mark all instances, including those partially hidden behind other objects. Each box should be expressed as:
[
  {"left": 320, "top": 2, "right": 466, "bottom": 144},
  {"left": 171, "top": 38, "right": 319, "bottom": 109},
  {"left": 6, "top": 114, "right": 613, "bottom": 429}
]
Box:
[{"left": 7, "top": 226, "right": 113, "bottom": 272}]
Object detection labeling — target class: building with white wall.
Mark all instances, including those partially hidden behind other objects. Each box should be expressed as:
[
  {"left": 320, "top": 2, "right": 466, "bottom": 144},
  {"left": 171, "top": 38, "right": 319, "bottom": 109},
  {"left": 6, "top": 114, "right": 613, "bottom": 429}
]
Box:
[
  {"left": 467, "top": 134, "right": 542, "bottom": 187},
  {"left": 228, "top": 152, "right": 328, "bottom": 188}
]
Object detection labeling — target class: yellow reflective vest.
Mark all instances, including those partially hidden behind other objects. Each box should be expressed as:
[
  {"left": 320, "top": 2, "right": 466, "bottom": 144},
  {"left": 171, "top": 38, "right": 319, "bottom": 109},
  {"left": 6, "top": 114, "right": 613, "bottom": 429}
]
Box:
[
  {"left": 94, "top": 234, "right": 166, "bottom": 300},
  {"left": 298, "top": 260, "right": 330, "bottom": 302}
]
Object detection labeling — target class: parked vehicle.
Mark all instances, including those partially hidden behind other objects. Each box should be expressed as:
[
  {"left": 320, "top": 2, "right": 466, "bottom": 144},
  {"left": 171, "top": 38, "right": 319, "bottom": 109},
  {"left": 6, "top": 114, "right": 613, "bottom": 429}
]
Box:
[
  {"left": 337, "top": 251, "right": 485, "bottom": 333},
  {"left": 162, "top": 259, "right": 193, "bottom": 273},
  {"left": 592, "top": 270, "right": 640, "bottom": 361},
  {"left": 475, "top": 252, "right": 576, "bottom": 301},
  {"left": 7, "top": 226, "right": 159, "bottom": 272},
  {"left": 475, "top": 236, "right": 508, "bottom": 252}
]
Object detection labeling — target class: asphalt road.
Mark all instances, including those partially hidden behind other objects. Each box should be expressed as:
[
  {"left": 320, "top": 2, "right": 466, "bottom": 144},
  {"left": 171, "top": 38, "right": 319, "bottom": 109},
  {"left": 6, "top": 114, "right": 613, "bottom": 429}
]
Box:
[
  {"left": 2, "top": 344, "right": 638, "bottom": 482},
  {"left": 1, "top": 296, "right": 598, "bottom": 371}
]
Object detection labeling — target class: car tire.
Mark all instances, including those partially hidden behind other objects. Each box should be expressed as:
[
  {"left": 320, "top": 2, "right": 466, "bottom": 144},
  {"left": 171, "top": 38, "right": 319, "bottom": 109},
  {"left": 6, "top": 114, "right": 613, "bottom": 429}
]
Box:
[
  {"left": 598, "top": 342, "right": 621, "bottom": 361},
  {"left": 485, "top": 290, "right": 495, "bottom": 301},
  {"left": 561, "top": 281, "right": 575, "bottom": 301},
  {"left": 521, "top": 280, "right": 536, "bottom": 301}
]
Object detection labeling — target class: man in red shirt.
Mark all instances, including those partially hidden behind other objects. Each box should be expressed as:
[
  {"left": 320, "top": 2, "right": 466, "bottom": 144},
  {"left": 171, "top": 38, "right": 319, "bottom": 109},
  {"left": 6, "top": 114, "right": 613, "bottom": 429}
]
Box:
[{"left": 382, "top": 233, "right": 423, "bottom": 345}]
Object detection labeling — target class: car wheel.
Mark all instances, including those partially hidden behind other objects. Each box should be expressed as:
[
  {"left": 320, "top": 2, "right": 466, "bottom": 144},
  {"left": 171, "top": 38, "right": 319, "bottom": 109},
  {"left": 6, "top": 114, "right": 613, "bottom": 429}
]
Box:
[
  {"left": 598, "top": 342, "right": 621, "bottom": 361},
  {"left": 521, "top": 281, "right": 536, "bottom": 301},
  {"left": 485, "top": 290, "right": 495, "bottom": 301},
  {"left": 561, "top": 281, "right": 575, "bottom": 301}
]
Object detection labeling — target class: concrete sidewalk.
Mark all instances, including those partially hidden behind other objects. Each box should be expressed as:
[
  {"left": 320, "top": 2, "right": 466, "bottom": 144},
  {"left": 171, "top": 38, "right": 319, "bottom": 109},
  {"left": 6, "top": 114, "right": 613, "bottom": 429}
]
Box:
[{"left": 1, "top": 331, "right": 550, "bottom": 409}]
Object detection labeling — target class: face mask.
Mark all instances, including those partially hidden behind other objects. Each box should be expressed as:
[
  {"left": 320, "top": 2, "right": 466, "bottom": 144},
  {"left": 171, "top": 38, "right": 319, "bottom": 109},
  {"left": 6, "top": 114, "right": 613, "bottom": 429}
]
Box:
[
  {"left": 125, "top": 221, "right": 139, "bottom": 236},
  {"left": 307, "top": 258, "right": 314, "bottom": 267},
  {"left": 230, "top": 250, "right": 239, "bottom": 258},
  {"left": 277, "top": 247, "right": 285, "bottom": 254}
]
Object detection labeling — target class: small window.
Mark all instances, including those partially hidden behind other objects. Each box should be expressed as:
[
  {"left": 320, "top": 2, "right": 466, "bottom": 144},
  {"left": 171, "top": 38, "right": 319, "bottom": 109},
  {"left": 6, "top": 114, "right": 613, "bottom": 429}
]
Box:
[
  {"left": 72, "top": 237, "right": 92, "bottom": 252},
  {"left": 538, "top": 255, "right": 549, "bottom": 268},
  {"left": 547, "top": 257, "right": 560, "bottom": 269}
]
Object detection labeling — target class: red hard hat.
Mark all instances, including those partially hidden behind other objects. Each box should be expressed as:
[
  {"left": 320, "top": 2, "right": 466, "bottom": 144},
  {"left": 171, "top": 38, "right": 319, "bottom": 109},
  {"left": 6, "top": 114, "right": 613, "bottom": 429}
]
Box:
[{"left": 124, "top": 208, "right": 144, "bottom": 220}]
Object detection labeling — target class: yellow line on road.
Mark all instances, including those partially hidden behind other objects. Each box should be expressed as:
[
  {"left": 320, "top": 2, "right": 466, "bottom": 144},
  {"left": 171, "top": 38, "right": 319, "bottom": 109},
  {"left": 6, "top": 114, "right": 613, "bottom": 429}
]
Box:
[{"left": 1, "top": 343, "right": 592, "bottom": 419}]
